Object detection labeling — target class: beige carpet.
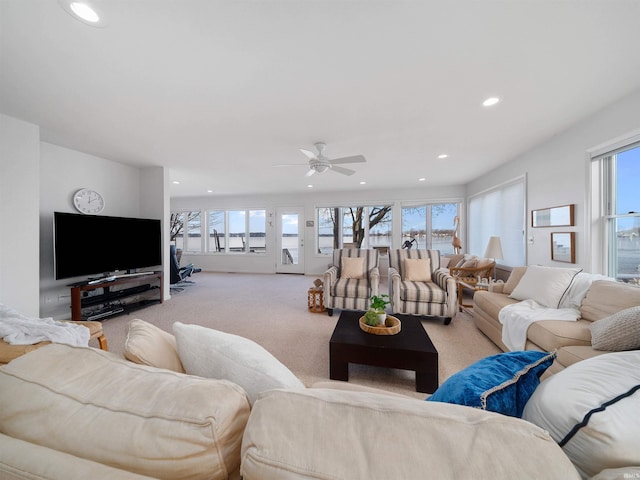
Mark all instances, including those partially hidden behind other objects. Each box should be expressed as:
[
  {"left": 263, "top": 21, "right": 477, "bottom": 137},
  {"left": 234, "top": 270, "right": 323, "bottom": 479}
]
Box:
[{"left": 101, "top": 272, "right": 500, "bottom": 400}]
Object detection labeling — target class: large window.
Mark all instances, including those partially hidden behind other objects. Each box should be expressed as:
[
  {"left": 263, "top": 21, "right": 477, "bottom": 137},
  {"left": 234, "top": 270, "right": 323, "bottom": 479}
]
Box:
[
  {"left": 316, "top": 205, "right": 392, "bottom": 254},
  {"left": 468, "top": 177, "right": 525, "bottom": 266},
  {"left": 594, "top": 142, "right": 640, "bottom": 283},
  {"left": 401, "top": 203, "right": 459, "bottom": 253},
  {"left": 172, "top": 209, "right": 266, "bottom": 254}
]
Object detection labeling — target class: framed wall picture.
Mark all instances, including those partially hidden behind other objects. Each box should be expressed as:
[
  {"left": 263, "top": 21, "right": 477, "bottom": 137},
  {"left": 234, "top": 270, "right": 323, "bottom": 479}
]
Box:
[
  {"left": 531, "top": 204, "right": 575, "bottom": 228},
  {"left": 551, "top": 232, "right": 575, "bottom": 263}
]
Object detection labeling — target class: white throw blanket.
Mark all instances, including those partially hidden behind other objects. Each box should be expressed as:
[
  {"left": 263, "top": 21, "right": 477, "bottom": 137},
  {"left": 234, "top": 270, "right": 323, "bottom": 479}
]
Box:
[
  {"left": 0, "top": 304, "right": 90, "bottom": 346},
  {"left": 498, "top": 272, "right": 615, "bottom": 351},
  {"left": 499, "top": 300, "right": 580, "bottom": 351}
]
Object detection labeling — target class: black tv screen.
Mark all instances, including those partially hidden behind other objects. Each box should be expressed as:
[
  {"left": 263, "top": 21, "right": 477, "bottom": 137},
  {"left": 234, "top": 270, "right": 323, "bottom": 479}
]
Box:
[{"left": 54, "top": 212, "right": 162, "bottom": 280}]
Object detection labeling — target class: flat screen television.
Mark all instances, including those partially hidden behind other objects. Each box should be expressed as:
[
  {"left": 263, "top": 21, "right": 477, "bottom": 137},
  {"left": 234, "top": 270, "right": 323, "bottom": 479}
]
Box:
[{"left": 54, "top": 211, "right": 162, "bottom": 280}]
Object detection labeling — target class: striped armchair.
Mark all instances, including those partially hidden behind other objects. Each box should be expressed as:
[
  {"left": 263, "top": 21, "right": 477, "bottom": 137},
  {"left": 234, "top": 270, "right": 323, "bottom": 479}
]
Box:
[
  {"left": 388, "top": 249, "right": 457, "bottom": 325},
  {"left": 323, "top": 249, "right": 380, "bottom": 316}
]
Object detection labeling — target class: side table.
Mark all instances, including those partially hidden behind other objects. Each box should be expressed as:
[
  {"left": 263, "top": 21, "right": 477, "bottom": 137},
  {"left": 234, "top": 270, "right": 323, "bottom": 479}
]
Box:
[
  {"left": 457, "top": 280, "right": 489, "bottom": 315},
  {"left": 308, "top": 288, "right": 326, "bottom": 313}
]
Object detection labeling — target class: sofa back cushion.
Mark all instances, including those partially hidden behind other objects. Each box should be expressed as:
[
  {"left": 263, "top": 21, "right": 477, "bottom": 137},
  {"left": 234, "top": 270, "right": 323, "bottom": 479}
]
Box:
[
  {"left": 0, "top": 344, "right": 250, "bottom": 480},
  {"left": 241, "top": 388, "right": 580, "bottom": 480},
  {"left": 502, "top": 266, "right": 528, "bottom": 295},
  {"left": 580, "top": 280, "right": 640, "bottom": 322}
]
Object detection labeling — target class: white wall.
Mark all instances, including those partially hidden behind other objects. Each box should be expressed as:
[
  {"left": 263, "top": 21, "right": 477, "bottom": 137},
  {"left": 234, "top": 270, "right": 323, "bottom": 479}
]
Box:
[
  {"left": 39, "top": 142, "right": 148, "bottom": 318},
  {"left": 140, "top": 166, "right": 170, "bottom": 300},
  {"left": 172, "top": 185, "right": 466, "bottom": 276},
  {"left": 467, "top": 88, "right": 640, "bottom": 272},
  {"left": 0, "top": 114, "right": 40, "bottom": 316}
]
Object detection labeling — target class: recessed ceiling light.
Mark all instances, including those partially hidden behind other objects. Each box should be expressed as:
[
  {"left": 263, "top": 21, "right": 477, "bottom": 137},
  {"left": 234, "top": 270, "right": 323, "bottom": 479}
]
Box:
[
  {"left": 419, "top": 178, "right": 426, "bottom": 182},
  {"left": 172, "top": 181, "right": 180, "bottom": 185},
  {"left": 207, "top": 189, "right": 213, "bottom": 193},
  {"left": 307, "top": 184, "right": 313, "bottom": 188},
  {"left": 58, "top": 0, "right": 107, "bottom": 27},
  {"left": 437, "top": 154, "right": 449, "bottom": 159},
  {"left": 482, "top": 97, "right": 500, "bottom": 107},
  {"left": 70, "top": 2, "right": 99, "bottom": 22},
  {"left": 359, "top": 181, "right": 366, "bottom": 185}
]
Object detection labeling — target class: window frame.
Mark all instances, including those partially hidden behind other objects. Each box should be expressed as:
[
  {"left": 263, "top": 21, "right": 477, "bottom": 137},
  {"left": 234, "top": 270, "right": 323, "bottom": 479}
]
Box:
[{"left": 590, "top": 137, "right": 640, "bottom": 282}]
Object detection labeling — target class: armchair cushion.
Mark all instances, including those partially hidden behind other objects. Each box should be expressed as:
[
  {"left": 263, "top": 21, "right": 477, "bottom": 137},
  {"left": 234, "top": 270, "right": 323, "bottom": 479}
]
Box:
[
  {"left": 401, "top": 281, "right": 447, "bottom": 303},
  {"left": 340, "top": 256, "right": 365, "bottom": 279},
  {"left": 403, "top": 258, "right": 432, "bottom": 282}
]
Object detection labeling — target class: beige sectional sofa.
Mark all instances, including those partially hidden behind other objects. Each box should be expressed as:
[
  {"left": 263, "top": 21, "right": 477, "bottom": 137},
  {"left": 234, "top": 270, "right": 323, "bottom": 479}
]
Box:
[
  {"left": 1, "top": 314, "right": 638, "bottom": 479},
  {"left": 0, "top": 342, "right": 583, "bottom": 480},
  {"left": 473, "top": 266, "right": 640, "bottom": 373}
]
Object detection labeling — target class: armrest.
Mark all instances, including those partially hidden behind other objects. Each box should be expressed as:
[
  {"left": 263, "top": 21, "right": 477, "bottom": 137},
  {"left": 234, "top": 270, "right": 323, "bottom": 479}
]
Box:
[
  {"left": 323, "top": 265, "right": 338, "bottom": 286},
  {"left": 368, "top": 267, "right": 380, "bottom": 297}
]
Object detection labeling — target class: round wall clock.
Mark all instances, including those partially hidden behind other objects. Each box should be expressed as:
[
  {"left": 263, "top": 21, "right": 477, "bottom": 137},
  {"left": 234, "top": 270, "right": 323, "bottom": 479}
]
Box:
[{"left": 73, "top": 188, "right": 105, "bottom": 214}]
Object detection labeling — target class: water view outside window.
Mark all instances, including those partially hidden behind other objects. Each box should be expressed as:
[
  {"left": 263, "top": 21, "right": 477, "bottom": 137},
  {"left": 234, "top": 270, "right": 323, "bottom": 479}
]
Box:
[
  {"left": 609, "top": 144, "right": 640, "bottom": 284},
  {"left": 185, "top": 212, "right": 202, "bottom": 253},
  {"left": 368, "top": 206, "right": 392, "bottom": 249},
  {"left": 402, "top": 203, "right": 458, "bottom": 253},
  {"left": 317, "top": 206, "right": 392, "bottom": 254},
  {"left": 249, "top": 210, "right": 266, "bottom": 253},
  {"left": 207, "top": 211, "right": 225, "bottom": 252},
  {"left": 228, "top": 210, "right": 246, "bottom": 252}
]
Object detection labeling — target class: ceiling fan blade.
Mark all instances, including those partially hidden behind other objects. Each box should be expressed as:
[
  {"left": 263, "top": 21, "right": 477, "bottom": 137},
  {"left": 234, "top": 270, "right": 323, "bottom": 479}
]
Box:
[
  {"left": 300, "top": 149, "right": 318, "bottom": 160},
  {"left": 305, "top": 168, "right": 316, "bottom": 177},
  {"left": 330, "top": 165, "right": 356, "bottom": 176},
  {"left": 272, "top": 163, "right": 309, "bottom": 167},
  {"left": 329, "top": 154, "right": 366, "bottom": 165}
]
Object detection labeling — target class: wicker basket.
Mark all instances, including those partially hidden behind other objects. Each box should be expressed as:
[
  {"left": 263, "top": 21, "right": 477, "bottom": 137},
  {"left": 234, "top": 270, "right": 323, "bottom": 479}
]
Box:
[{"left": 359, "top": 315, "right": 401, "bottom": 335}]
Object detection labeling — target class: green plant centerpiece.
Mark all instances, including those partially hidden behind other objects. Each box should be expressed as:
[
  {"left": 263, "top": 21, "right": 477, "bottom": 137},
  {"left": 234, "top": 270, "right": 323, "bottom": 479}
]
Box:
[{"left": 369, "top": 294, "right": 390, "bottom": 326}]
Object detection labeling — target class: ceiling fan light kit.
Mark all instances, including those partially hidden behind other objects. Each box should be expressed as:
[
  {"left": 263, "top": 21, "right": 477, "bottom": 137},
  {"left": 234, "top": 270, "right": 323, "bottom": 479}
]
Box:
[{"left": 273, "top": 142, "right": 366, "bottom": 177}]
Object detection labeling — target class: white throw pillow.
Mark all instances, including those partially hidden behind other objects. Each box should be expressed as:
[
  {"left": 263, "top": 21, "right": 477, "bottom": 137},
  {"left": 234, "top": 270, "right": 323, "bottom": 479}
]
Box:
[
  {"left": 509, "top": 265, "right": 582, "bottom": 308},
  {"left": 522, "top": 351, "right": 640, "bottom": 478},
  {"left": 403, "top": 258, "right": 432, "bottom": 282},
  {"left": 341, "top": 256, "right": 365, "bottom": 279},
  {"left": 173, "top": 322, "right": 304, "bottom": 405}
]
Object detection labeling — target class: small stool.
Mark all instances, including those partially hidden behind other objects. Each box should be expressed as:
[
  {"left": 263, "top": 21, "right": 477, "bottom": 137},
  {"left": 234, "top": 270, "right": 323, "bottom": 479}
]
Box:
[{"left": 308, "top": 288, "right": 326, "bottom": 313}]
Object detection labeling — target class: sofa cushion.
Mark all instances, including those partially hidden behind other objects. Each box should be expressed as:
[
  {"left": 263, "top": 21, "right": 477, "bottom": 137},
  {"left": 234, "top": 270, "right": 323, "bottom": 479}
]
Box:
[
  {"left": 0, "top": 344, "right": 250, "bottom": 480},
  {"left": 523, "top": 350, "right": 640, "bottom": 479},
  {"left": 580, "top": 280, "right": 640, "bottom": 322},
  {"left": 509, "top": 265, "right": 582, "bottom": 308},
  {"left": 473, "top": 290, "right": 520, "bottom": 320},
  {"left": 557, "top": 345, "right": 609, "bottom": 369},
  {"left": 0, "top": 433, "right": 157, "bottom": 480},
  {"left": 427, "top": 350, "right": 556, "bottom": 417},
  {"left": 503, "top": 266, "right": 528, "bottom": 295},
  {"left": 241, "top": 388, "right": 580, "bottom": 480},
  {"left": 526, "top": 319, "right": 592, "bottom": 351},
  {"left": 173, "top": 322, "right": 304, "bottom": 406},
  {"left": 590, "top": 306, "right": 640, "bottom": 351},
  {"left": 123, "top": 318, "right": 184, "bottom": 373}
]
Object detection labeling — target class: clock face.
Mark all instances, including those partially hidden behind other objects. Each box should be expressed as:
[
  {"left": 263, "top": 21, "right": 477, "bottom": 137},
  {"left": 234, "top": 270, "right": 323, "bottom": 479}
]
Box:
[{"left": 73, "top": 188, "right": 105, "bottom": 214}]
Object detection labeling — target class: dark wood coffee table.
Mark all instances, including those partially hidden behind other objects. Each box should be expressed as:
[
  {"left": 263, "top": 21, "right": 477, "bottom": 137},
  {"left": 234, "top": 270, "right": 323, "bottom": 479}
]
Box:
[{"left": 329, "top": 310, "right": 439, "bottom": 393}]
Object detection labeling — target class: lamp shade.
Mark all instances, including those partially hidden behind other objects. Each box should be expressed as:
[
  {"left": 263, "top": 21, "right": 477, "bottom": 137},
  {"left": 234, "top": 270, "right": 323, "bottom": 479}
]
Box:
[{"left": 484, "top": 236, "right": 504, "bottom": 260}]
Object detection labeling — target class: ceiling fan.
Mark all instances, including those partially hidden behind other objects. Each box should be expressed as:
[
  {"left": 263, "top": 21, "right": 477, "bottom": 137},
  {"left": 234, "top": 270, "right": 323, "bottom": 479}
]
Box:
[{"left": 273, "top": 142, "right": 366, "bottom": 176}]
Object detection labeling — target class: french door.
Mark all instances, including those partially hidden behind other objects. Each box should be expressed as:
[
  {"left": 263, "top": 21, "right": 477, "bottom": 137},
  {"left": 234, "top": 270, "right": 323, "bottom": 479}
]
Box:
[{"left": 276, "top": 207, "right": 305, "bottom": 274}]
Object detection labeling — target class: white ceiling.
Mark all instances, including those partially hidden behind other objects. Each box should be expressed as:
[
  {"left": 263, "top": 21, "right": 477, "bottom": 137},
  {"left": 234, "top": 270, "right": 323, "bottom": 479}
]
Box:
[{"left": 2, "top": 1, "right": 640, "bottom": 198}]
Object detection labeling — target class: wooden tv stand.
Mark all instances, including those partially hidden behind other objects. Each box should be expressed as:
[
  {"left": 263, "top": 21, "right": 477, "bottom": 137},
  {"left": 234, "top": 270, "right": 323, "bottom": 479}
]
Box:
[{"left": 69, "top": 272, "right": 163, "bottom": 321}]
